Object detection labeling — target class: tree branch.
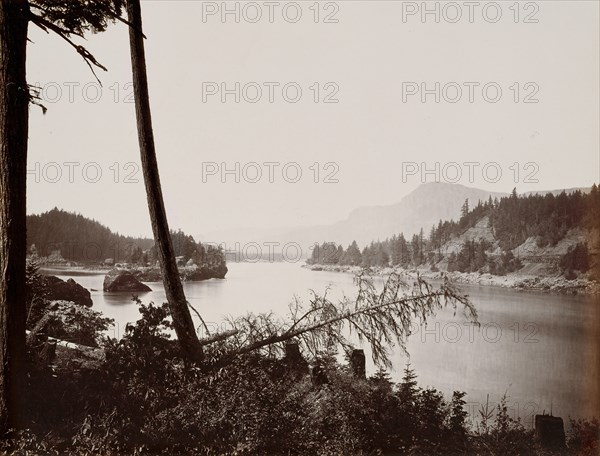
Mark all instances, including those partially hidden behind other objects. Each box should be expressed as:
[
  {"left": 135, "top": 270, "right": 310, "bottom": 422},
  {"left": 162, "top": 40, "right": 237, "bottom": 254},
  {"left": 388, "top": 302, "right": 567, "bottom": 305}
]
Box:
[
  {"left": 229, "top": 291, "right": 450, "bottom": 358},
  {"left": 187, "top": 301, "right": 210, "bottom": 336},
  {"left": 88, "top": 0, "right": 147, "bottom": 38},
  {"left": 203, "top": 272, "right": 476, "bottom": 371},
  {"left": 28, "top": 12, "right": 107, "bottom": 85},
  {"left": 199, "top": 329, "right": 239, "bottom": 346}
]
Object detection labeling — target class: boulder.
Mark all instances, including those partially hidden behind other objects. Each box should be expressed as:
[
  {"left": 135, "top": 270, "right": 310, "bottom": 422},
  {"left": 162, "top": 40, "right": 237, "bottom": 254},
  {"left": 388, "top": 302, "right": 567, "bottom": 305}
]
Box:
[
  {"left": 43, "top": 275, "right": 93, "bottom": 307},
  {"left": 103, "top": 269, "right": 152, "bottom": 292}
]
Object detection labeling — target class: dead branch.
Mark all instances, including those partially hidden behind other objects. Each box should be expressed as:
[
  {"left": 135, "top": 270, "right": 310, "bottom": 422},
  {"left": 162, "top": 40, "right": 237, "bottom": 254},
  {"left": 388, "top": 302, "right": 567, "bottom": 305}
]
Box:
[
  {"left": 188, "top": 301, "right": 211, "bottom": 336},
  {"left": 210, "top": 272, "right": 477, "bottom": 369},
  {"left": 199, "top": 329, "right": 239, "bottom": 346},
  {"left": 28, "top": 13, "right": 107, "bottom": 84}
]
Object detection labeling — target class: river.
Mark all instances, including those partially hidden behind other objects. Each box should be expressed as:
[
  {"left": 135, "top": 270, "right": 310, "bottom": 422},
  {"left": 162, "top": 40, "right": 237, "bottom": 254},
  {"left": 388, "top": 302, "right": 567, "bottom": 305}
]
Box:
[{"left": 48, "top": 262, "right": 600, "bottom": 427}]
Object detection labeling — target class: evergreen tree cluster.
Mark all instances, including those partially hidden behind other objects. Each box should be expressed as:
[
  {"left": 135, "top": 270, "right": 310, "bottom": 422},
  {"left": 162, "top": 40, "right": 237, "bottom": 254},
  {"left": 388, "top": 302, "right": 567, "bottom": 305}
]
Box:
[
  {"left": 491, "top": 186, "right": 600, "bottom": 250},
  {"left": 559, "top": 243, "right": 590, "bottom": 276},
  {"left": 27, "top": 208, "right": 149, "bottom": 263},
  {"left": 26, "top": 208, "right": 225, "bottom": 267},
  {"left": 447, "top": 240, "right": 491, "bottom": 273},
  {"left": 308, "top": 232, "right": 426, "bottom": 270}
]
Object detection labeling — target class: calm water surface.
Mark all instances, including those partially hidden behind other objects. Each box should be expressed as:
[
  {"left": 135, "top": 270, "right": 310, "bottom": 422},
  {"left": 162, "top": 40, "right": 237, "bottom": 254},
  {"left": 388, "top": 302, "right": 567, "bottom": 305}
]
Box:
[{"left": 49, "top": 262, "right": 600, "bottom": 426}]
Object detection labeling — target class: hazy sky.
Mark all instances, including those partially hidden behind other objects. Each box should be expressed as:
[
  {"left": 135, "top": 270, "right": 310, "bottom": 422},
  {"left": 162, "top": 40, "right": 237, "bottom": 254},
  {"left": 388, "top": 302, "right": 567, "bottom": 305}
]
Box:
[{"left": 25, "top": 1, "right": 599, "bottom": 239}]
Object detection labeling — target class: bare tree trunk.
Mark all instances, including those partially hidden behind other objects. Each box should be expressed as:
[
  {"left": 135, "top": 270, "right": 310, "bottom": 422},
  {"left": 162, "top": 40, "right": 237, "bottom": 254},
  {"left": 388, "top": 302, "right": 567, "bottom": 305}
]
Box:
[
  {"left": 126, "top": 0, "right": 203, "bottom": 360},
  {"left": 0, "top": 0, "right": 29, "bottom": 433}
]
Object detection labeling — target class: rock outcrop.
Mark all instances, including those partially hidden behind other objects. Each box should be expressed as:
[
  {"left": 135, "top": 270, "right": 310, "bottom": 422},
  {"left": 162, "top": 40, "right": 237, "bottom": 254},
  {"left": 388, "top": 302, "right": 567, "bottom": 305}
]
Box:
[
  {"left": 182, "top": 264, "right": 228, "bottom": 281},
  {"left": 132, "top": 268, "right": 162, "bottom": 282},
  {"left": 132, "top": 264, "right": 228, "bottom": 282},
  {"left": 43, "top": 275, "right": 93, "bottom": 307},
  {"left": 103, "top": 269, "right": 152, "bottom": 292}
]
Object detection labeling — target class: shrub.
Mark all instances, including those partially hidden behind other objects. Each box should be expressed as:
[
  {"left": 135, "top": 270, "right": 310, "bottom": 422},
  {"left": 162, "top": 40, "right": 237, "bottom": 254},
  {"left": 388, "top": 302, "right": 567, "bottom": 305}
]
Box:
[
  {"left": 489, "top": 251, "right": 523, "bottom": 276},
  {"left": 567, "top": 418, "right": 599, "bottom": 456},
  {"left": 5, "top": 300, "right": 596, "bottom": 455},
  {"left": 472, "top": 394, "right": 536, "bottom": 456}
]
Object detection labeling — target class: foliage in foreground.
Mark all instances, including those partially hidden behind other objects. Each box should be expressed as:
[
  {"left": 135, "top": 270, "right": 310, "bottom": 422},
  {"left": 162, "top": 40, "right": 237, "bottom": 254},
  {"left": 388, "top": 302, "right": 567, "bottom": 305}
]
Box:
[
  {"left": 0, "top": 299, "right": 597, "bottom": 455},
  {"left": 3, "top": 268, "right": 596, "bottom": 454}
]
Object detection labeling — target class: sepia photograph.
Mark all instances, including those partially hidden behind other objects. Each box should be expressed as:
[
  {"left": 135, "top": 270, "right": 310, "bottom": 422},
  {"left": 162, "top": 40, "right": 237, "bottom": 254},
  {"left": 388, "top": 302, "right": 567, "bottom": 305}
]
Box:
[{"left": 0, "top": 0, "right": 599, "bottom": 454}]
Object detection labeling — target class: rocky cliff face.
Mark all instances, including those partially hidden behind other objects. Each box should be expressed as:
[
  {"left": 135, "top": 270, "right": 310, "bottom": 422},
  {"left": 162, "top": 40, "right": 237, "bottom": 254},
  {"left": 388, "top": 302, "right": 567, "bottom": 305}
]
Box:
[
  {"left": 437, "top": 220, "right": 590, "bottom": 273},
  {"left": 438, "top": 216, "right": 496, "bottom": 256}
]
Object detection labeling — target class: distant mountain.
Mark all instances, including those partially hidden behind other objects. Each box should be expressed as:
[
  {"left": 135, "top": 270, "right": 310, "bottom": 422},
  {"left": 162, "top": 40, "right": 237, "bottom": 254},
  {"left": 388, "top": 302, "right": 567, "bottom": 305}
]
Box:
[
  {"left": 203, "top": 183, "right": 508, "bottom": 253},
  {"left": 314, "top": 183, "right": 508, "bottom": 246}
]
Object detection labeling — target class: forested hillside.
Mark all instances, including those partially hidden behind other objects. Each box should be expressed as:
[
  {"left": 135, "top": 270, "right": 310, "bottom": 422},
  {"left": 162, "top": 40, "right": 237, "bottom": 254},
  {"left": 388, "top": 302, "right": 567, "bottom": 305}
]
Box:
[
  {"left": 308, "top": 185, "right": 600, "bottom": 279},
  {"left": 26, "top": 208, "right": 225, "bottom": 267}
]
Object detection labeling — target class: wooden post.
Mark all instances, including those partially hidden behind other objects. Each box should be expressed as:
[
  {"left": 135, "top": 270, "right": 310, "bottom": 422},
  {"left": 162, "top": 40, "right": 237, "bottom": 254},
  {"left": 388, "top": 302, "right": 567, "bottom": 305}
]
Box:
[
  {"left": 350, "top": 349, "right": 366, "bottom": 379},
  {"left": 534, "top": 415, "right": 566, "bottom": 450}
]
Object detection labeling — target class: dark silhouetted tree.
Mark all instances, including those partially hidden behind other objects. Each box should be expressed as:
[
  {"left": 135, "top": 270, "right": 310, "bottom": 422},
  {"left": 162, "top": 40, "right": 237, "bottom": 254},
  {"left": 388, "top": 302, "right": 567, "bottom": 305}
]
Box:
[
  {"left": 126, "top": 0, "right": 202, "bottom": 360},
  {"left": 1, "top": 0, "right": 125, "bottom": 434}
]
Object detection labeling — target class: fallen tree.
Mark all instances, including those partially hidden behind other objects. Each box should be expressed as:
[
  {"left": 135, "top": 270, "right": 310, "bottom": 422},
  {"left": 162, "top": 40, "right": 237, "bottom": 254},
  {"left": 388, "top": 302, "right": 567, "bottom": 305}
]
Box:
[{"left": 206, "top": 271, "right": 477, "bottom": 369}]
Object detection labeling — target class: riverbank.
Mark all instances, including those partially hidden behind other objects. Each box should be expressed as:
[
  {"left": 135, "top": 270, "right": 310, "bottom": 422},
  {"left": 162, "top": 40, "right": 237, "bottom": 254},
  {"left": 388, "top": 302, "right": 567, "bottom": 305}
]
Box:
[{"left": 303, "top": 264, "right": 600, "bottom": 295}]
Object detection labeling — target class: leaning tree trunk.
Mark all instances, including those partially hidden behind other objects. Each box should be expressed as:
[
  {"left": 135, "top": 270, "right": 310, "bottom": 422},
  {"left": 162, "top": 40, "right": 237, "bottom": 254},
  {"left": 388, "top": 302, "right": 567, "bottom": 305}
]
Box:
[
  {"left": 0, "top": 0, "right": 29, "bottom": 433},
  {"left": 126, "top": 0, "right": 203, "bottom": 360}
]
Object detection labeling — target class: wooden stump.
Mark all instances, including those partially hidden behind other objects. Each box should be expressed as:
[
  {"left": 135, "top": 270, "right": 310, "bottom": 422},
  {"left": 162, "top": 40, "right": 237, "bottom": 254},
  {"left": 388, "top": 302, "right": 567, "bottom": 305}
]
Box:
[
  {"left": 283, "top": 342, "right": 309, "bottom": 378},
  {"left": 535, "top": 415, "right": 566, "bottom": 450},
  {"left": 350, "top": 349, "right": 366, "bottom": 379}
]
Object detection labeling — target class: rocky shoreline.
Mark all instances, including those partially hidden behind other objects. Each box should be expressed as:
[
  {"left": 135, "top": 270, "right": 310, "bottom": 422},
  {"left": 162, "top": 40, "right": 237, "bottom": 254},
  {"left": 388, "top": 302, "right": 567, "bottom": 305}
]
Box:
[{"left": 303, "top": 264, "right": 600, "bottom": 295}]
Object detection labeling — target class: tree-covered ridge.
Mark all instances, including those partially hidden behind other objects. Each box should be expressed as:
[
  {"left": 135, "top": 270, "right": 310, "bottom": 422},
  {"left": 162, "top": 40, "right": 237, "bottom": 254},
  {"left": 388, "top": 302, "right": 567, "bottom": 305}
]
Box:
[
  {"left": 26, "top": 208, "right": 225, "bottom": 267},
  {"left": 308, "top": 185, "right": 600, "bottom": 277},
  {"left": 427, "top": 185, "right": 599, "bottom": 253}
]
